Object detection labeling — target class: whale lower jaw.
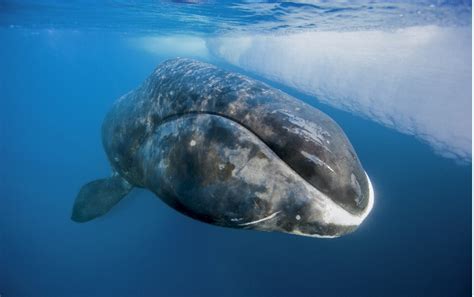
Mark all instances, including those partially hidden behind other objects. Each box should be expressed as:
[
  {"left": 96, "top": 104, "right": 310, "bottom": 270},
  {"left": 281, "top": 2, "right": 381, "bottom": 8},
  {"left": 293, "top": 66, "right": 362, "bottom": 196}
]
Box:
[
  {"left": 153, "top": 111, "right": 375, "bottom": 234},
  {"left": 135, "top": 111, "right": 375, "bottom": 239}
]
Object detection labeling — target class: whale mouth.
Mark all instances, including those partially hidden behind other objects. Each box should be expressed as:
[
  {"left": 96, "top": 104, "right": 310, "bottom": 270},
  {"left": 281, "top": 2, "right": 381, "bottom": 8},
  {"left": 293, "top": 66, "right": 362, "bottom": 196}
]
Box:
[
  {"left": 153, "top": 111, "right": 376, "bottom": 234},
  {"left": 154, "top": 110, "right": 371, "bottom": 209},
  {"left": 146, "top": 110, "right": 374, "bottom": 233}
]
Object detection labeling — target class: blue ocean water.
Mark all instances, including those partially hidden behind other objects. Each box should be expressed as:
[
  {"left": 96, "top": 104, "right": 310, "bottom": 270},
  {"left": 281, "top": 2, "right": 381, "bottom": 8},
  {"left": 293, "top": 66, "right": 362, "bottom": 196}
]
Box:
[{"left": 0, "top": 1, "right": 471, "bottom": 297}]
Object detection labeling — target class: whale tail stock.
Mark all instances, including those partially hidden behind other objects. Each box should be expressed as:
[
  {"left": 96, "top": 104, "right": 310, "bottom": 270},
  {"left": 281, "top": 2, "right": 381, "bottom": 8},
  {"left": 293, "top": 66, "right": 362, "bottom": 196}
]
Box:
[{"left": 71, "top": 174, "right": 133, "bottom": 223}]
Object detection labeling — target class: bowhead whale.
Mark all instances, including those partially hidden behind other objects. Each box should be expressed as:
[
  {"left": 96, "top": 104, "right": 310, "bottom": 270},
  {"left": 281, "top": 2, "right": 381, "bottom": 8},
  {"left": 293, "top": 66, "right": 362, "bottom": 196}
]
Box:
[{"left": 72, "top": 58, "right": 374, "bottom": 238}]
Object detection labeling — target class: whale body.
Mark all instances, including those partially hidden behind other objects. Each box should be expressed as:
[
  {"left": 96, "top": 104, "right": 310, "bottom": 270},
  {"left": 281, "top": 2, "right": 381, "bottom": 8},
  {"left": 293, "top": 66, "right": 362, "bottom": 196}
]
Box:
[{"left": 72, "top": 58, "right": 374, "bottom": 238}]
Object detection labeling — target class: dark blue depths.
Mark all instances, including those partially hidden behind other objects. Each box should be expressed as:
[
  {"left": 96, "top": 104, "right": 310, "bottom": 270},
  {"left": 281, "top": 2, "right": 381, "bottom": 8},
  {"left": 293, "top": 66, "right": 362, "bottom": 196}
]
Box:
[{"left": 0, "top": 30, "right": 470, "bottom": 297}]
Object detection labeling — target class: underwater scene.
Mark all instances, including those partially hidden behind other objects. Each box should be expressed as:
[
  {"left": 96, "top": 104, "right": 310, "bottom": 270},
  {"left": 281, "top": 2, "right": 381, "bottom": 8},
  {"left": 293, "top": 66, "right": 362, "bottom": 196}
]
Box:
[{"left": 0, "top": 1, "right": 471, "bottom": 296}]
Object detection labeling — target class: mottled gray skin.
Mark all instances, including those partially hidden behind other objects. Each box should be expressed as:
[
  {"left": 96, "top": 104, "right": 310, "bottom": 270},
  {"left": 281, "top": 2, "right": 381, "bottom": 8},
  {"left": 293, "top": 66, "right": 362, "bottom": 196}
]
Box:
[{"left": 77, "top": 58, "right": 373, "bottom": 238}]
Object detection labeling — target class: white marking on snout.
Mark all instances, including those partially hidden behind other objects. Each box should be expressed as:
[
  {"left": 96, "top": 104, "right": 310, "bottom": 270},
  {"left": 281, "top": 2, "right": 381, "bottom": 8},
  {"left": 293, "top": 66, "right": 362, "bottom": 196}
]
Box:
[
  {"left": 275, "top": 110, "right": 332, "bottom": 151},
  {"left": 189, "top": 140, "right": 196, "bottom": 146},
  {"left": 364, "top": 172, "right": 375, "bottom": 221},
  {"left": 239, "top": 211, "right": 281, "bottom": 226},
  {"left": 296, "top": 171, "right": 374, "bottom": 230},
  {"left": 301, "top": 151, "right": 335, "bottom": 173}
]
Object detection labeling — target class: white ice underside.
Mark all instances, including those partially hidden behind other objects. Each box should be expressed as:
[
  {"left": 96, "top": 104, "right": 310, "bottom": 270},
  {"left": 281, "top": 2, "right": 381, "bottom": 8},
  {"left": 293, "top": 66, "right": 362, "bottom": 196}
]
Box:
[{"left": 206, "top": 26, "right": 471, "bottom": 161}]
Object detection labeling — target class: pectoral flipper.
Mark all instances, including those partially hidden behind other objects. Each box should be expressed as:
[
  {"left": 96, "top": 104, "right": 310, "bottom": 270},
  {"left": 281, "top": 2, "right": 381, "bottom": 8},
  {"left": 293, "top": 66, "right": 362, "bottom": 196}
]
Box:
[{"left": 71, "top": 174, "right": 133, "bottom": 222}]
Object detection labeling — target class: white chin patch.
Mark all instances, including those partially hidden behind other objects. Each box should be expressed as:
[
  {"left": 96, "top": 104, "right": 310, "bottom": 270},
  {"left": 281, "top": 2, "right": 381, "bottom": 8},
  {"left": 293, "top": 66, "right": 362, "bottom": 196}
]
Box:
[
  {"left": 361, "top": 171, "right": 375, "bottom": 221},
  {"left": 292, "top": 171, "right": 375, "bottom": 238}
]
